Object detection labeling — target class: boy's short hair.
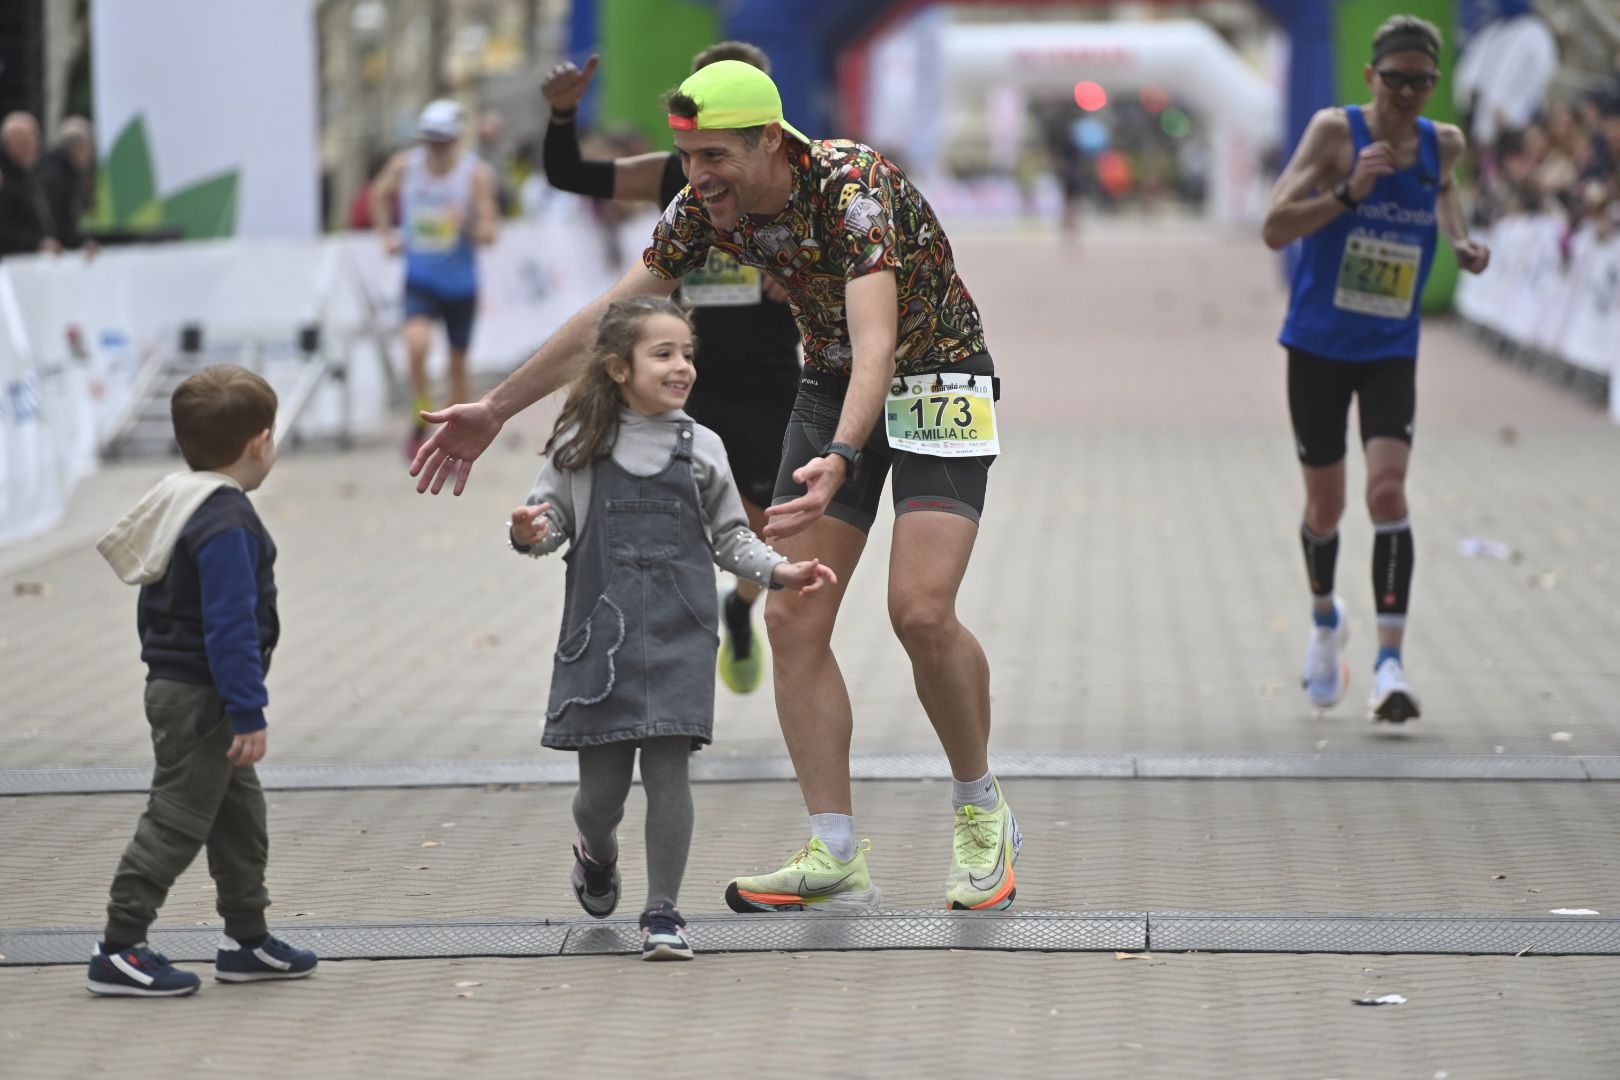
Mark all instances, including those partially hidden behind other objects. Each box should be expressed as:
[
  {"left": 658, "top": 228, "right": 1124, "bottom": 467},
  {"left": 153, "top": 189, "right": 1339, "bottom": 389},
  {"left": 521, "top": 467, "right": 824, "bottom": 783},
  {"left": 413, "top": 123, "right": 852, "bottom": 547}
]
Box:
[{"left": 171, "top": 364, "right": 278, "bottom": 470}]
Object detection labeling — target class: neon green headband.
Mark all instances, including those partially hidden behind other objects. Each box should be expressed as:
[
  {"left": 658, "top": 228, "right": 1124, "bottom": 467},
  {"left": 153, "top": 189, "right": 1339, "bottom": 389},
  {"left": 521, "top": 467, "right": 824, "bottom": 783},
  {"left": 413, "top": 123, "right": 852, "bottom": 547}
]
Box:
[{"left": 668, "top": 59, "right": 809, "bottom": 143}]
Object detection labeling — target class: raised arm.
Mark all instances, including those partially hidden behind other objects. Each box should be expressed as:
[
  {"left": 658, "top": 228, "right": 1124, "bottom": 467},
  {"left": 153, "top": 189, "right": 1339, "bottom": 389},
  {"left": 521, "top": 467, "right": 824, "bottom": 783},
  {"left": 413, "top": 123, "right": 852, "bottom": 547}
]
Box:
[
  {"left": 542, "top": 53, "right": 672, "bottom": 205},
  {"left": 764, "top": 270, "right": 898, "bottom": 540},
  {"left": 1436, "top": 123, "right": 1490, "bottom": 274},
  {"left": 1262, "top": 109, "right": 1365, "bottom": 250},
  {"left": 371, "top": 151, "right": 407, "bottom": 254},
  {"left": 411, "top": 263, "right": 680, "bottom": 495}
]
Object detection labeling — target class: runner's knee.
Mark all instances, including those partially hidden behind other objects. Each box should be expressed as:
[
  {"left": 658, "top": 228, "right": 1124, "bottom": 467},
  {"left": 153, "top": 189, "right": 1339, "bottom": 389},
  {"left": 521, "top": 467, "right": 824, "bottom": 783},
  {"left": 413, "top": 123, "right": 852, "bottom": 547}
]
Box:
[
  {"left": 1366, "top": 475, "right": 1407, "bottom": 520},
  {"left": 1304, "top": 494, "right": 1345, "bottom": 535},
  {"left": 889, "top": 593, "right": 957, "bottom": 656},
  {"left": 764, "top": 590, "right": 834, "bottom": 653}
]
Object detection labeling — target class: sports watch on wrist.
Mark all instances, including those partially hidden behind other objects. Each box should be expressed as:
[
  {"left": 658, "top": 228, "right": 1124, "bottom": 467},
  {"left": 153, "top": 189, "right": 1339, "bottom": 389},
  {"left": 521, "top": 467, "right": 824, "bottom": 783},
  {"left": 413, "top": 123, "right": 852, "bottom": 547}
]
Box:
[
  {"left": 1332, "top": 180, "right": 1359, "bottom": 210},
  {"left": 823, "top": 441, "right": 862, "bottom": 471}
]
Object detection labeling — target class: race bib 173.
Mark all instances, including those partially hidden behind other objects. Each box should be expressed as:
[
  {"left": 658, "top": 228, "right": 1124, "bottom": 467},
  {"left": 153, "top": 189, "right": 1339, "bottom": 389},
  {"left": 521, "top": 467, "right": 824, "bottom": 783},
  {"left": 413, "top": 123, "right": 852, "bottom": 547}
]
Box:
[{"left": 884, "top": 372, "right": 999, "bottom": 458}]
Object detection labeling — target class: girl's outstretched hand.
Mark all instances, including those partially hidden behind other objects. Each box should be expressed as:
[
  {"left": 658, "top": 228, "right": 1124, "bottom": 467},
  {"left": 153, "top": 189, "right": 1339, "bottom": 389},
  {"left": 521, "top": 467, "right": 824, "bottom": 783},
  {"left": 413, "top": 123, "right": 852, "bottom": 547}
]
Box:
[
  {"left": 771, "top": 558, "right": 838, "bottom": 595},
  {"left": 511, "top": 503, "right": 553, "bottom": 547}
]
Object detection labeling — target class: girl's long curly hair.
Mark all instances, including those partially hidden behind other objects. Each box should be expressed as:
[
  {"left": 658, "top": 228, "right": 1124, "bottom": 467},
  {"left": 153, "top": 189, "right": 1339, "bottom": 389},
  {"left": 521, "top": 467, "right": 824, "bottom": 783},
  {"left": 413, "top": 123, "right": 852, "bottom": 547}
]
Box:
[{"left": 544, "top": 296, "right": 696, "bottom": 470}]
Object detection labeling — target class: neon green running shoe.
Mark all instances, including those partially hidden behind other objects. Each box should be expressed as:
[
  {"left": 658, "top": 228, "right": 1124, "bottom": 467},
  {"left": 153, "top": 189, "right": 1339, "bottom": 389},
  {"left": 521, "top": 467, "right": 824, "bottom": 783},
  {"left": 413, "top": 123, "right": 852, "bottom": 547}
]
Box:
[
  {"left": 945, "top": 781, "right": 1022, "bottom": 910},
  {"left": 725, "top": 838, "right": 881, "bottom": 913},
  {"left": 717, "top": 620, "right": 763, "bottom": 694}
]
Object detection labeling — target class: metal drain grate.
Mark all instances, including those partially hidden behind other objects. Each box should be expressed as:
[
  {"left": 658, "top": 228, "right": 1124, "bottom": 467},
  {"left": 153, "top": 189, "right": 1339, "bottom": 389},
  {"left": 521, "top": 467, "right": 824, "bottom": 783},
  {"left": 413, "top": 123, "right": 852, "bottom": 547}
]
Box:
[
  {"left": 6, "top": 911, "right": 1616, "bottom": 966},
  {"left": 3, "top": 751, "right": 1611, "bottom": 795}
]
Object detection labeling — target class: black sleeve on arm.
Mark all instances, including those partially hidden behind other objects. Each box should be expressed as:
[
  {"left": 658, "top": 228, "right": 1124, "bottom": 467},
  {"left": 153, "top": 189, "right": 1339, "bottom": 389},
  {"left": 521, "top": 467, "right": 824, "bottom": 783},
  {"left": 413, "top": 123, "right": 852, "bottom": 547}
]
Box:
[
  {"left": 542, "top": 117, "right": 616, "bottom": 199},
  {"left": 659, "top": 155, "right": 687, "bottom": 206}
]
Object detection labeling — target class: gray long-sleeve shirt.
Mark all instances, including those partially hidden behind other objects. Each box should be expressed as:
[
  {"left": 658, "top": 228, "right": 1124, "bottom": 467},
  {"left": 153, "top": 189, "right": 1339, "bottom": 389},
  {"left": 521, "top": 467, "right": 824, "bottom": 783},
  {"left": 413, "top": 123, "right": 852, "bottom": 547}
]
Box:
[{"left": 514, "top": 408, "right": 787, "bottom": 588}]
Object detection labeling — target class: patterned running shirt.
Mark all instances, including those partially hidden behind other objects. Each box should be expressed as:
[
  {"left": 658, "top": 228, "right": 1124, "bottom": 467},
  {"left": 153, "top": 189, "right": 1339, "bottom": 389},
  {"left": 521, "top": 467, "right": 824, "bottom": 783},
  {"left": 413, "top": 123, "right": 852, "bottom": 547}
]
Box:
[{"left": 643, "top": 139, "right": 986, "bottom": 377}]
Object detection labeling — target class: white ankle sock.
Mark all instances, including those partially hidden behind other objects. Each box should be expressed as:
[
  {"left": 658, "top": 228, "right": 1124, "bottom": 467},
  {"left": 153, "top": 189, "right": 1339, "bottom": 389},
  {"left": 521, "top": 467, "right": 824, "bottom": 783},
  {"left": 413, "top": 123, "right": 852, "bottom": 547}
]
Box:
[
  {"left": 809, "top": 813, "right": 856, "bottom": 861},
  {"left": 952, "top": 770, "right": 1000, "bottom": 811}
]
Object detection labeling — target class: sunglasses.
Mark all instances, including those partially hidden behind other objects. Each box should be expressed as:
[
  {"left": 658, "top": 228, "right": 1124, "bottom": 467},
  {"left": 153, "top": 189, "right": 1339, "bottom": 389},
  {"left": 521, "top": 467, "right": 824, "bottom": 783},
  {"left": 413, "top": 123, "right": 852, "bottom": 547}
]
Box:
[{"left": 1375, "top": 69, "right": 1439, "bottom": 93}]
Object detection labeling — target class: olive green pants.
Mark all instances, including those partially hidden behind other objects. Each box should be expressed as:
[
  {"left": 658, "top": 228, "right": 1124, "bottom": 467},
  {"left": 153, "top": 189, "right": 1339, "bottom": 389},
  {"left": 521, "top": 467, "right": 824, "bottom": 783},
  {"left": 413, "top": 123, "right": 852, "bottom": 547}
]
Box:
[{"left": 104, "top": 679, "right": 270, "bottom": 944}]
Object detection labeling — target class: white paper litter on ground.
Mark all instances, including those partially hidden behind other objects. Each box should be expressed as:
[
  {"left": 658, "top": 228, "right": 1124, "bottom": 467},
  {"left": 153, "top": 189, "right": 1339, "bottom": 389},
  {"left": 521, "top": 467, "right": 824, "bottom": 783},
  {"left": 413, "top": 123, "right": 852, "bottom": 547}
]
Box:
[
  {"left": 1352, "top": 993, "right": 1407, "bottom": 1006},
  {"left": 1549, "top": 908, "right": 1600, "bottom": 915}
]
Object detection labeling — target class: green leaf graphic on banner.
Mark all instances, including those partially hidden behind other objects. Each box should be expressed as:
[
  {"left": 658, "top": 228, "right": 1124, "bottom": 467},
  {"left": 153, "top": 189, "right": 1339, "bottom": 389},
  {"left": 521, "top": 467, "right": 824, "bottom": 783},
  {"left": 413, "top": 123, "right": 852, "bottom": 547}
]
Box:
[
  {"left": 128, "top": 201, "right": 165, "bottom": 229},
  {"left": 161, "top": 174, "right": 239, "bottom": 239},
  {"left": 104, "top": 116, "right": 156, "bottom": 221},
  {"left": 87, "top": 115, "right": 242, "bottom": 239}
]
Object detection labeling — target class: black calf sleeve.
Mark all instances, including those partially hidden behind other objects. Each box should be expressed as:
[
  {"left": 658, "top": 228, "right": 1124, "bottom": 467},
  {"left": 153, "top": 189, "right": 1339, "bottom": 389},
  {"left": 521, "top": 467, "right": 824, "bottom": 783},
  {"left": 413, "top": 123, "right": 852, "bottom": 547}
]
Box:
[
  {"left": 1300, "top": 524, "right": 1340, "bottom": 598},
  {"left": 1373, "top": 519, "right": 1414, "bottom": 615}
]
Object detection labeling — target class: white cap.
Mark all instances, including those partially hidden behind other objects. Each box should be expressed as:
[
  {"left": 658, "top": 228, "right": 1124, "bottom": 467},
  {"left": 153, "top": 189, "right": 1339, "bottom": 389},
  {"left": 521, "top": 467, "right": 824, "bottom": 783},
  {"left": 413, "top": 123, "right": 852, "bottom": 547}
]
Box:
[{"left": 418, "top": 99, "right": 464, "bottom": 141}]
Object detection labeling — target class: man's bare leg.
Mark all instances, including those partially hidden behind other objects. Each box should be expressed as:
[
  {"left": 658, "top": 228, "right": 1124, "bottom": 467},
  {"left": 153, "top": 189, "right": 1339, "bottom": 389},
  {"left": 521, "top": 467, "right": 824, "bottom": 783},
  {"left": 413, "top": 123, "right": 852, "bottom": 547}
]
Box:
[
  {"left": 762, "top": 515, "right": 868, "bottom": 815},
  {"left": 887, "top": 511, "right": 989, "bottom": 779}
]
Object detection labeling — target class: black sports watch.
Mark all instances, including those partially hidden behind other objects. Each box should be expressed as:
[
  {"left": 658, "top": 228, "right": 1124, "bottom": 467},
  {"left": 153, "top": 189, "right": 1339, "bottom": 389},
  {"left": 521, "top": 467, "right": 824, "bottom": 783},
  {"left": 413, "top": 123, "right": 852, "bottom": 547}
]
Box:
[
  {"left": 823, "top": 441, "right": 862, "bottom": 471},
  {"left": 1332, "top": 180, "right": 1359, "bottom": 210}
]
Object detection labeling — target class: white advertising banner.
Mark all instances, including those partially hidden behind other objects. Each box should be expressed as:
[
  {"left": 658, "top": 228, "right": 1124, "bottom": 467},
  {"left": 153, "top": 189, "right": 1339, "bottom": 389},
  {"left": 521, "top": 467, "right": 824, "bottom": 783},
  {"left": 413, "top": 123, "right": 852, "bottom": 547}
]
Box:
[
  {"left": 0, "top": 209, "right": 657, "bottom": 546},
  {"left": 90, "top": 0, "right": 320, "bottom": 238}
]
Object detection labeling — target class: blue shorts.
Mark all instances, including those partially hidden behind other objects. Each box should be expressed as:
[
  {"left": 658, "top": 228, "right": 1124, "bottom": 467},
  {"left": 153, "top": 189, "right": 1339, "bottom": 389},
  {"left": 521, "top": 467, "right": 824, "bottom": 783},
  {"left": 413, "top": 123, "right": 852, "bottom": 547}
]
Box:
[{"left": 404, "top": 283, "right": 477, "bottom": 349}]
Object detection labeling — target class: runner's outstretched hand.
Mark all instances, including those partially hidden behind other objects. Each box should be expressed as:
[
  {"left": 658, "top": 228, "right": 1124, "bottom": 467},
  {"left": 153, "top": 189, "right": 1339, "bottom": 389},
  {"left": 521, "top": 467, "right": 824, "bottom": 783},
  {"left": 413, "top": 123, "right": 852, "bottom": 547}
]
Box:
[
  {"left": 763, "top": 455, "right": 845, "bottom": 540},
  {"left": 411, "top": 401, "right": 502, "bottom": 495}
]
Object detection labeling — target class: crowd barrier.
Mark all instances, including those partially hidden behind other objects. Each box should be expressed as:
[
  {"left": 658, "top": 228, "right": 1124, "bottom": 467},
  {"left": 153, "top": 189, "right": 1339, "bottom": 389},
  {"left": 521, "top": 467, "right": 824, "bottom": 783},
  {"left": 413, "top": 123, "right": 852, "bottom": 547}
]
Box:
[
  {"left": 0, "top": 207, "right": 653, "bottom": 545},
  {"left": 1452, "top": 216, "right": 1620, "bottom": 420}
]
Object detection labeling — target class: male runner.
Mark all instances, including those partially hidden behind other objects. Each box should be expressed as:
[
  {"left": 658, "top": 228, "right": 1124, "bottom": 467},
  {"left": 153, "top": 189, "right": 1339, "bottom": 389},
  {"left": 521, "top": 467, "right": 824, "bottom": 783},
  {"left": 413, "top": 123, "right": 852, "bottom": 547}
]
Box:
[
  {"left": 373, "top": 99, "right": 500, "bottom": 457},
  {"left": 540, "top": 43, "right": 801, "bottom": 694},
  {"left": 1262, "top": 15, "right": 1489, "bottom": 722},
  {"left": 412, "top": 61, "right": 1020, "bottom": 912}
]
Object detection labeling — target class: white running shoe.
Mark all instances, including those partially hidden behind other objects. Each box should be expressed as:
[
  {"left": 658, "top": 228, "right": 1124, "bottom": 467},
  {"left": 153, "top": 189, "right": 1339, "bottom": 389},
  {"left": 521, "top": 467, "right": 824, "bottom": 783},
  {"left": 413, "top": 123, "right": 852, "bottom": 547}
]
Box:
[
  {"left": 1369, "top": 657, "right": 1422, "bottom": 723},
  {"left": 1301, "top": 598, "right": 1350, "bottom": 709}
]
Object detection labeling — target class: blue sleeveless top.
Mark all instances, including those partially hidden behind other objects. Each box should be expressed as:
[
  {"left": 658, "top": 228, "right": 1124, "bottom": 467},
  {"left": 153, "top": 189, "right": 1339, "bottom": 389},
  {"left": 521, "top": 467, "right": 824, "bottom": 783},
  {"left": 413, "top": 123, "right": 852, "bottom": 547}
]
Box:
[
  {"left": 402, "top": 147, "right": 480, "bottom": 298},
  {"left": 1280, "top": 106, "right": 1440, "bottom": 362}
]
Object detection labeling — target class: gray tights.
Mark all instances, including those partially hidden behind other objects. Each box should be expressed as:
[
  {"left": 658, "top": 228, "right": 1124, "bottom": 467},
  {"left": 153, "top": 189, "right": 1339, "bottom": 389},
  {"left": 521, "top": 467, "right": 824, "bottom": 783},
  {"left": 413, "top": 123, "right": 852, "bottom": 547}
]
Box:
[{"left": 572, "top": 736, "right": 693, "bottom": 911}]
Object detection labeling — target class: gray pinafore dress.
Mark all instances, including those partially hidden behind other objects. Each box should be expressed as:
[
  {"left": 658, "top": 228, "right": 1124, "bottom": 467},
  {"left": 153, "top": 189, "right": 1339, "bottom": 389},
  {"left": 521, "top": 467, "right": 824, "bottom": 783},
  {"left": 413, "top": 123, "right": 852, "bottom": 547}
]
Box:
[{"left": 543, "top": 421, "right": 719, "bottom": 750}]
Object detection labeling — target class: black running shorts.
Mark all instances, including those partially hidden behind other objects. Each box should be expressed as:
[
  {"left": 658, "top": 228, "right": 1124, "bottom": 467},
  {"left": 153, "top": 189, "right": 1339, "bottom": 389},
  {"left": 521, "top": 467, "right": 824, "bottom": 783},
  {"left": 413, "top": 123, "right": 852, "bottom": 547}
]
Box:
[
  {"left": 684, "top": 377, "right": 799, "bottom": 510},
  {"left": 774, "top": 354, "right": 997, "bottom": 534},
  {"left": 1287, "top": 348, "right": 1415, "bottom": 467}
]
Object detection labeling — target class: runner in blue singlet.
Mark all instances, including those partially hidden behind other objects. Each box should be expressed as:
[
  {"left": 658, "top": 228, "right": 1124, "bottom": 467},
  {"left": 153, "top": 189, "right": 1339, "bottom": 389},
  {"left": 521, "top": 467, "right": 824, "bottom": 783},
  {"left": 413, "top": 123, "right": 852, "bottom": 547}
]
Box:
[{"left": 1262, "top": 15, "right": 1491, "bottom": 724}]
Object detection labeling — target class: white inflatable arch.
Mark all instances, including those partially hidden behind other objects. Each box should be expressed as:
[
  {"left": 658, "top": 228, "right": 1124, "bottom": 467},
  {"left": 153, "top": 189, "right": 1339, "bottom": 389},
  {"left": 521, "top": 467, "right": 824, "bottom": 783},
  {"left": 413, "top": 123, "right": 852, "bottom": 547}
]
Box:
[{"left": 868, "top": 17, "right": 1280, "bottom": 223}]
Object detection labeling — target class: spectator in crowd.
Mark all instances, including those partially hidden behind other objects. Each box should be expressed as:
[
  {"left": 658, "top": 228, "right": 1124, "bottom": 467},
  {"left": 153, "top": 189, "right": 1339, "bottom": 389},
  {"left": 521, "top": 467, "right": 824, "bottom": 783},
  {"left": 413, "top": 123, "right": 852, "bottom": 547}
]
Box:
[
  {"left": 348, "top": 151, "right": 395, "bottom": 231},
  {"left": 36, "top": 116, "right": 97, "bottom": 253},
  {"left": 478, "top": 111, "right": 515, "bottom": 216},
  {"left": 0, "top": 111, "right": 58, "bottom": 258},
  {"left": 1469, "top": 82, "right": 1618, "bottom": 241}
]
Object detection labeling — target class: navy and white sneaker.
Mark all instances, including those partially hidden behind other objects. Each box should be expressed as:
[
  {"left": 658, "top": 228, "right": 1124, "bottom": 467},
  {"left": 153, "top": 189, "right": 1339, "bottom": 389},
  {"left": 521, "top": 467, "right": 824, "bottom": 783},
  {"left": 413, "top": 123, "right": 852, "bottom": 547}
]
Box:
[
  {"left": 571, "top": 834, "right": 621, "bottom": 918},
  {"left": 639, "top": 904, "right": 693, "bottom": 961},
  {"left": 214, "top": 935, "right": 318, "bottom": 982},
  {"left": 87, "top": 943, "right": 201, "bottom": 997}
]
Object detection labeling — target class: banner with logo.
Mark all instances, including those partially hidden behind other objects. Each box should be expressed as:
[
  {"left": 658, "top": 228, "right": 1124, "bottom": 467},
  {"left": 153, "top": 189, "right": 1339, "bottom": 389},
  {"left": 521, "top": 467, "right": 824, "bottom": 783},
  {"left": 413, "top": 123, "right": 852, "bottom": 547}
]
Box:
[{"left": 89, "top": 0, "right": 320, "bottom": 239}]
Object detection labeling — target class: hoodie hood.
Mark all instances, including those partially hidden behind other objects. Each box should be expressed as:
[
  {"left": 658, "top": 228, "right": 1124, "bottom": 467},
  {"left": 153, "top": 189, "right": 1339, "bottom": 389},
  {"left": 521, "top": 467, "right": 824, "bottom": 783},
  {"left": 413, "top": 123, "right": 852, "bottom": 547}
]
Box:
[{"left": 97, "top": 471, "right": 243, "bottom": 585}]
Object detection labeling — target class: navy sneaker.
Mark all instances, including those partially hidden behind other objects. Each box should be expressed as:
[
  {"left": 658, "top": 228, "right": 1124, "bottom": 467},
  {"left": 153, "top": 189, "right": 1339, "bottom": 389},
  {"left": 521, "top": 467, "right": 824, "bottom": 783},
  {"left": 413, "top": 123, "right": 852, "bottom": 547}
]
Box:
[
  {"left": 87, "top": 943, "right": 201, "bottom": 997},
  {"left": 639, "top": 904, "right": 693, "bottom": 961},
  {"left": 571, "top": 834, "right": 621, "bottom": 918},
  {"left": 214, "top": 935, "right": 318, "bottom": 983}
]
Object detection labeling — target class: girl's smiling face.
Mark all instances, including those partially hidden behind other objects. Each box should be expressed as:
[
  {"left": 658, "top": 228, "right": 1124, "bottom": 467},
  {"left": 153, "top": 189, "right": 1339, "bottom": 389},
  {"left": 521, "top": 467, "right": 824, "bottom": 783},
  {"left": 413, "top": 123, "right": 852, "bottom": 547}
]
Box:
[{"left": 614, "top": 313, "right": 697, "bottom": 415}]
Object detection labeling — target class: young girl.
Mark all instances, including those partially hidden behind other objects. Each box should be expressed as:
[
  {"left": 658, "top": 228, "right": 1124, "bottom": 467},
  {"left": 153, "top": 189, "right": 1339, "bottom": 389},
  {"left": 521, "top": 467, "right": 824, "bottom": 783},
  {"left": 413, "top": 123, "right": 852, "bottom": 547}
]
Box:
[{"left": 509, "top": 296, "right": 834, "bottom": 960}]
